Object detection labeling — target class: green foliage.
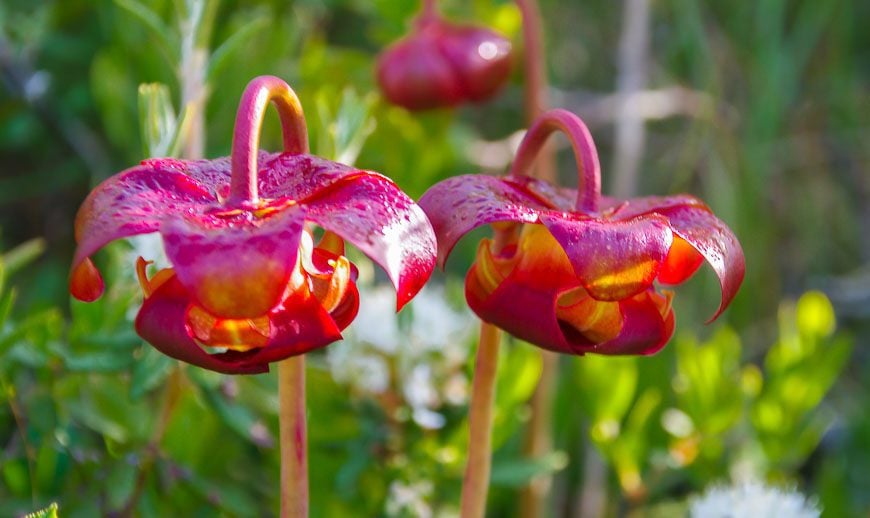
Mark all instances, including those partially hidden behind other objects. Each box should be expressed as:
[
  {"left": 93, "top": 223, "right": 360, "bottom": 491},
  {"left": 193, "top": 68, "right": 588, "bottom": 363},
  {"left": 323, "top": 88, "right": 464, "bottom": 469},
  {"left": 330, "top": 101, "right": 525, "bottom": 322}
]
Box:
[{"left": 0, "top": 0, "right": 867, "bottom": 515}]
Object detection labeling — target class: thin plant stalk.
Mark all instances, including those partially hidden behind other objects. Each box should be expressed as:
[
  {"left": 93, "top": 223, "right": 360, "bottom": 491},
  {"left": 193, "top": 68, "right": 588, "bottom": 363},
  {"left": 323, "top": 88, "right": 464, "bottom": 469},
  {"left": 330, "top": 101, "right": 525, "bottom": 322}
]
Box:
[
  {"left": 515, "top": 0, "right": 559, "bottom": 514},
  {"left": 516, "top": 0, "right": 556, "bottom": 184},
  {"left": 230, "top": 76, "right": 311, "bottom": 515},
  {"left": 279, "top": 356, "right": 309, "bottom": 518},
  {"left": 460, "top": 322, "right": 502, "bottom": 518}
]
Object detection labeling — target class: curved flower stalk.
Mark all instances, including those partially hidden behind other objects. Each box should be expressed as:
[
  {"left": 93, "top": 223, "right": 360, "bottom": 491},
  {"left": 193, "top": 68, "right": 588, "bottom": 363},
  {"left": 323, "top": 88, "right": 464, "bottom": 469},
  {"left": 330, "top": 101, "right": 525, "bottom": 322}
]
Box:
[
  {"left": 420, "top": 109, "right": 744, "bottom": 356},
  {"left": 376, "top": 0, "right": 512, "bottom": 111},
  {"left": 69, "top": 75, "right": 437, "bottom": 375}
]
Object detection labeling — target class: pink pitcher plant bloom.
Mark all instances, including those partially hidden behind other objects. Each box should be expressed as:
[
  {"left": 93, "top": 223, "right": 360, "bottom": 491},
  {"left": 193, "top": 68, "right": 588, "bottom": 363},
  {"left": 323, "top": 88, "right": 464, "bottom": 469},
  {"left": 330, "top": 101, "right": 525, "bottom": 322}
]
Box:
[
  {"left": 376, "top": 1, "right": 512, "bottom": 111},
  {"left": 69, "top": 75, "right": 436, "bottom": 374},
  {"left": 419, "top": 109, "right": 745, "bottom": 355}
]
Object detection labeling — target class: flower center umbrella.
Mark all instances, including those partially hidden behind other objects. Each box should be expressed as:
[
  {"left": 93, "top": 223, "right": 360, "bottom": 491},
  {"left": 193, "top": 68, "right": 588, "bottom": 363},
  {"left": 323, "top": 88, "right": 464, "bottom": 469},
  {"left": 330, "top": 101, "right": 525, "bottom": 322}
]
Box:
[
  {"left": 68, "top": 75, "right": 436, "bottom": 515},
  {"left": 418, "top": 109, "right": 745, "bottom": 515}
]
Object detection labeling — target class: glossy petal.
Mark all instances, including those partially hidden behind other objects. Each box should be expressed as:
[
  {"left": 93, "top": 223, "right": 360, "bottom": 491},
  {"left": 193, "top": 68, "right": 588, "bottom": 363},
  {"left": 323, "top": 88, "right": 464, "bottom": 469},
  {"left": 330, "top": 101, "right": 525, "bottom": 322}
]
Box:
[
  {"left": 418, "top": 175, "right": 558, "bottom": 266},
  {"left": 541, "top": 214, "right": 673, "bottom": 301},
  {"left": 658, "top": 235, "right": 704, "bottom": 285},
  {"left": 256, "top": 153, "right": 358, "bottom": 201},
  {"left": 302, "top": 172, "right": 436, "bottom": 309},
  {"left": 69, "top": 258, "right": 104, "bottom": 302},
  {"left": 601, "top": 194, "right": 744, "bottom": 319},
  {"left": 589, "top": 291, "right": 675, "bottom": 356},
  {"left": 136, "top": 276, "right": 345, "bottom": 374},
  {"left": 162, "top": 205, "right": 306, "bottom": 319},
  {"left": 642, "top": 203, "right": 744, "bottom": 319},
  {"left": 135, "top": 277, "right": 268, "bottom": 375},
  {"left": 376, "top": 33, "right": 463, "bottom": 110},
  {"left": 70, "top": 164, "right": 215, "bottom": 300},
  {"left": 435, "top": 23, "right": 512, "bottom": 101}
]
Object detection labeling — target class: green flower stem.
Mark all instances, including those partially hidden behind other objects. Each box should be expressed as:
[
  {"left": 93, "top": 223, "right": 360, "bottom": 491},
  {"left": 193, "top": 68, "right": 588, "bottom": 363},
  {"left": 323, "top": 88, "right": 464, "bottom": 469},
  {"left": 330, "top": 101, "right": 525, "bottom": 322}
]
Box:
[
  {"left": 279, "top": 356, "right": 308, "bottom": 518},
  {"left": 460, "top": 321, "right": 502, "bottom": 518}
]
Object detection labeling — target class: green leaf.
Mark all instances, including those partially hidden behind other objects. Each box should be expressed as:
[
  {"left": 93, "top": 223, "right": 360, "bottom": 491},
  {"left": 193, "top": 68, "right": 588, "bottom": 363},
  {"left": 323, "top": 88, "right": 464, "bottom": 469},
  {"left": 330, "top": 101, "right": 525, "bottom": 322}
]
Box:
[
  {"left": 206, "top": 15, "right": 269, "bottom": 82},
  {"left": 112, "top": 0, "right": 178, "bottom": 59},
  {"left": 490, "top": 451, "right": 568, "bottom": 487},
  {"left": 192, "top": 374, "right": 271, "bottom": 446},
  {"left": 24, "top": 502, "right": 58, "bottom": 518},
  {"left": 137, "top": 83, "right": 177, "bottom": 158},
  {"left": 2, "top": 238, "right": 45, "bottom": 276},
  {"left": 130, "top": 346, "right": 175, "bottom": 399}
]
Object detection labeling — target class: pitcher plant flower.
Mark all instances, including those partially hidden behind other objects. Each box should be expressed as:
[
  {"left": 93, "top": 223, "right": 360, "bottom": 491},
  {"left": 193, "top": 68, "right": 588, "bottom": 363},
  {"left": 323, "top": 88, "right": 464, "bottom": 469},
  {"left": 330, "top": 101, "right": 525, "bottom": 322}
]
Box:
[
  {"left": 376, "top": 0, "right": 512, "bottom": 111},
  {"left": 69, "top": 75, "right": 437, "bottom": 375},
  {"left": 419, "top": 109, "right": 745, "bottom": 356}
]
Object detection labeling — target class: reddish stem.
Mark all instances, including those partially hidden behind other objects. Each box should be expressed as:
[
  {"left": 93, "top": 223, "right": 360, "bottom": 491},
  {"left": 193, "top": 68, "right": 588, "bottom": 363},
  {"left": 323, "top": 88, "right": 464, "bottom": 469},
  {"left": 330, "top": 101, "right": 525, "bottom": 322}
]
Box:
[
  {"left": 279, "top": 356, "right": 308, "bottom": 517},
  {"left": 515, "top": 0, "right": 546, "bottom": 123},
  {"left": 415, "top": 0, "right": 440, "bottom": 28},
  {"left": 508, "top": 109, "right": 602, "bottom": 212},
  {"left": 516, "top": 0, "right": 556, "bottom": 183},
  {"left": 229, "top": 75, "right": 308, "bottom": 206}
]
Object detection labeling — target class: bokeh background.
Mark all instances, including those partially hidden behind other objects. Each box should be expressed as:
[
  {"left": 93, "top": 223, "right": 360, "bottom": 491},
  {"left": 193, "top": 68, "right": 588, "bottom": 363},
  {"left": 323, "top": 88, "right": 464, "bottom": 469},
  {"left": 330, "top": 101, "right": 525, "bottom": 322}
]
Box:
[{"left": 0, "top": 0, "right": 867, "bottom": 516}]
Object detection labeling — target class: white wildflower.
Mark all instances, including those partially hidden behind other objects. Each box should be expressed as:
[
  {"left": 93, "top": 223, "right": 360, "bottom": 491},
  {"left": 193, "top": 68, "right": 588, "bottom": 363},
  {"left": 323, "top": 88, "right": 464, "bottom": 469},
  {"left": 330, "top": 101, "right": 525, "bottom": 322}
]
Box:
[
  {"left": 689, "top": 481, "right": 820, "bottom": 518},
  {"left": 326, "top": 278, "right": 474, "bottom": 427},
  {"left": 386, "top": 480, "right": 433, "bottom": 518}
]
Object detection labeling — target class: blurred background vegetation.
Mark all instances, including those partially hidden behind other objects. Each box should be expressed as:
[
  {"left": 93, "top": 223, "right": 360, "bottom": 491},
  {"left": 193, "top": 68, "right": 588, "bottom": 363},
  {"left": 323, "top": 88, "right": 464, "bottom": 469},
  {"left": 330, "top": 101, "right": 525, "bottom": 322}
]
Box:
[{"left": 0, "top": 0, "right": 867, "bottom": 516}]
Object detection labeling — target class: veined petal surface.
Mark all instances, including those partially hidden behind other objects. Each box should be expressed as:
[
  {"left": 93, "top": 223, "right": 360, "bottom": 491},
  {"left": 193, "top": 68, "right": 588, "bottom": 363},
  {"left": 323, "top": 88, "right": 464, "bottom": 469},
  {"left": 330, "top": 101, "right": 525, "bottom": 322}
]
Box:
[
  {"left": 161, "top": 205, "right": 306, "bottom": 319},
  {"left": 418, "top": 175, "right": 558, "bottom": 265},
  {"left": 302, "top": 172, "right": 436, "bottom": 309},
  {"left": 540, "top": 214, "right": 673, "bottom": 301}
]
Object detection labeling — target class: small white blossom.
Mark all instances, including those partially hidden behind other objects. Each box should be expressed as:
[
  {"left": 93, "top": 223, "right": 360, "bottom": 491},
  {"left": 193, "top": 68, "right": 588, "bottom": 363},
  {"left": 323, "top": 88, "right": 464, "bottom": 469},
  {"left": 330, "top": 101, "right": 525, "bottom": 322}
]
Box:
[
  {"left": 386, "top": 480, "right": 433, "bottom": 518},
  {"left": 689, "top": 482, "right": 820, "bottom": 518},
  {"left": 326, "top": 280, "right": 474, "bottom": 429}
]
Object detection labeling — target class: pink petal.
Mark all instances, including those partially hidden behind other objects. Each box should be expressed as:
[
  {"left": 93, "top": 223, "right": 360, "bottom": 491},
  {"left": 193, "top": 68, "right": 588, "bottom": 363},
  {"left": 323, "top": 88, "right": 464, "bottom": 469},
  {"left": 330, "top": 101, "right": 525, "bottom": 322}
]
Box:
[
  {"left": 540, "top": 214, "right": 673, "bottom": 301},
  {"left": 301, "top": 172, "right": 436, "bottom": 310},
  {"left": 161, "top": 205, "right": 306, "bottom": 319},
  {"left": 418, "top": 175, "right": 557, "bottom": 266},
  {"left": 71, "top": 163, "right": 216, "bottom": 298},
  {"left": 376, "top": 31, "right": 464, "bottom": 110},
  {"left": 256, "top": 153, "right": 359, "bottom": 201},
  {"left": 606, "top": 195, "right": 745, "bottom": 320},
  {"left": 658, "top": 205, "right": 744, "bottom": 320}
]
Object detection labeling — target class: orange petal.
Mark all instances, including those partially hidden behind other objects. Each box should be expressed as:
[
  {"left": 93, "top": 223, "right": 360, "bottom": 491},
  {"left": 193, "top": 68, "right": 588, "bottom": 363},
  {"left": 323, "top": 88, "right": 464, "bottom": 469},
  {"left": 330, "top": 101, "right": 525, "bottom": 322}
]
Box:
[
  {"left": 186, "top": 304, "right": 270, "bottom": 352},
  {"left": 556, "top": 287, "right": 623, "bottom": 343},
  {"left": 658, "top": 236, "right": 704, "bottom": 285},
  {"left": 69, "top": 258, "right": 104, "bottom": 302},
  {"left": 135, "top": 257, "right": 175, "bottom": 298}
]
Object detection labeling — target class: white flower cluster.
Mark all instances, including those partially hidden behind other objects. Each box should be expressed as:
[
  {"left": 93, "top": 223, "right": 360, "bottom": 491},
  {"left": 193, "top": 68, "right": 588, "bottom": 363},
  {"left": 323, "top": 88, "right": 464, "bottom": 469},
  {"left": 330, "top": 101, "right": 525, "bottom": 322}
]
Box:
[
  {"left": 689, "top": 481, "right": 820, "bottom": 518},
  {"left": 386, "top": 480, "right": 434, "bottom": 518},
  {"left": 327, "top": 282, "right": 474, "bottom": 429}
]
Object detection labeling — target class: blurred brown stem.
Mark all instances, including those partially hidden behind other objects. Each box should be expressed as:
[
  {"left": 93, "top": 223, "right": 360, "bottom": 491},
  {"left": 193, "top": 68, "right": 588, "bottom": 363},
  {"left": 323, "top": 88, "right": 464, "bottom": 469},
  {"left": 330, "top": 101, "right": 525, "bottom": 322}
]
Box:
[
  {"left": 460, "top": 322, "right": 502, "bottom": 518},
  {"left": 279, "top": 356, "right": 308, "bottom": 518},
  {"left": 516, "top": 0, "right": 556, "bottom": 183}
]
